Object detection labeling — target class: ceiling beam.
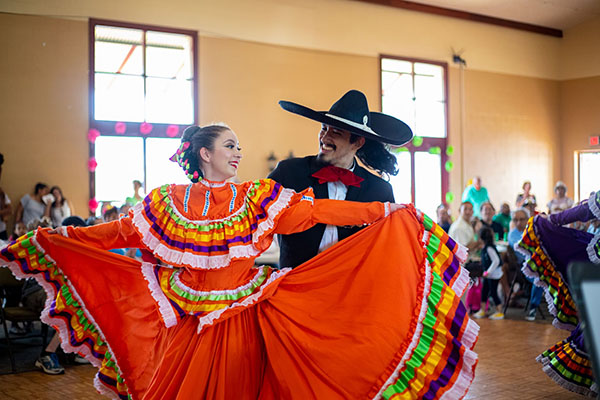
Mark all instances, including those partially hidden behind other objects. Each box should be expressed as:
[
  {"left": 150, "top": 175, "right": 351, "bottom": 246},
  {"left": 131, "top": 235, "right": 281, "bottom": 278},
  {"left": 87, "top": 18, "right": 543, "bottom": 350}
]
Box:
[{"left": 355, "top": 0, "right": 563, "bottom": 38}]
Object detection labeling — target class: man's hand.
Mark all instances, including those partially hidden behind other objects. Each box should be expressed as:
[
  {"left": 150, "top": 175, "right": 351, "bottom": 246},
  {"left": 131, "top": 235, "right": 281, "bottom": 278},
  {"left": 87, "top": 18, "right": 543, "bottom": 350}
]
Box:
[{"left": 389, "top": 203, "right": 407, "bottom": 213}]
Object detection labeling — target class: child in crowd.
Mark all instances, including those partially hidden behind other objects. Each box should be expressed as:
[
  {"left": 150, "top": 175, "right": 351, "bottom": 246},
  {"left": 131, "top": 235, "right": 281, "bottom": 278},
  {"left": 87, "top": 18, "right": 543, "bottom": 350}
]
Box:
[
  {"left": 473, "top": 227, "right": 505, "bottom": 320},
  {"left": 9, "top": 221, "right": 27, "bottom": 241}
]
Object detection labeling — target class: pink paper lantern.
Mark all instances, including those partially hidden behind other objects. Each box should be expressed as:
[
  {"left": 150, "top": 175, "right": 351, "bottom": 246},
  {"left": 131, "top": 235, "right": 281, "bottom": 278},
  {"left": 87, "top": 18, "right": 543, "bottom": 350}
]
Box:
[
  {"left": 166, "top": 124, "right": 179, "bottom": 138},
  {"left": 140, "top": 122, "right": 153, "bottom": 135},
  {"left": 115, "top": 122, "right": 126, "bottom": 135},
  {"left": 89, "top": 198, "right": 99, "bottom": 213},
  {"left": 87, "top": 129, "right": 100, "bottom": 143},
  {"left": 88, "top": 157, "right": 98, "bottom": 172}
]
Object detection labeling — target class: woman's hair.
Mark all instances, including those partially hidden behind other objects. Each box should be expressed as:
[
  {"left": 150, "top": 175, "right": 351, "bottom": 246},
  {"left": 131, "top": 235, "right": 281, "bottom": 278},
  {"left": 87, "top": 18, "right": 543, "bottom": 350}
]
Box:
[
  {"left": 50, "top": 186, "right": 65, "bottom": 207},
  {"left": 350, "top": 136, "right": 398, "bottom": 177},
  {"left": 478, "top": 226, "right": 494, "bottom": 246},
  {"left": 522, "top": 181, "right": 531, "bottom": 190},
  {"left": 172, "top": 124, "right": 231, "bottom": 182},
  {"left": 34, "top": 182, "right": 48, "bottom": 195}
]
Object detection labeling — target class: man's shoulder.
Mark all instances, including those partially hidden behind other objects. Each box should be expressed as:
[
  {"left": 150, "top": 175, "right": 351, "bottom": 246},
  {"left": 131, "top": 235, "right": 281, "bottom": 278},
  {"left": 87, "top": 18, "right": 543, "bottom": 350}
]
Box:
[
  {"left": 354, "top": 165, "right": 392, "bottom": 188},
  {"left": 274, "top": 155, "right": 314, "bottom": 170}
]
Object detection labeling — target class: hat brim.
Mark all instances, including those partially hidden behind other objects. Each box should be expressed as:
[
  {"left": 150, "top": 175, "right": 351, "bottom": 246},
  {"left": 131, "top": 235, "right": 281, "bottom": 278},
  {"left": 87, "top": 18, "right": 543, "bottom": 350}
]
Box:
[{"left": 279, "top": 100, "right": 413, "bottom": 146}]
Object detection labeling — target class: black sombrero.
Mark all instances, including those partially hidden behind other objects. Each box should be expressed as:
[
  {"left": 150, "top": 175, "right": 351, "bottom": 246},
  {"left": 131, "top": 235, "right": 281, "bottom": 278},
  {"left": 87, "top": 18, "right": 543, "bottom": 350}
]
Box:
[{"left": 279, "top": 90, "right": 413, "bottom": 146}]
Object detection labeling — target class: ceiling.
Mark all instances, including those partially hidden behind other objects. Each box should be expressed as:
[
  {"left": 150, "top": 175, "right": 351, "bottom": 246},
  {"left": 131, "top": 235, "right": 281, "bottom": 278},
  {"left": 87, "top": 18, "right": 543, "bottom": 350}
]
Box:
[{"left": 408, "top": 0, "right": 600, "bottom": 30}]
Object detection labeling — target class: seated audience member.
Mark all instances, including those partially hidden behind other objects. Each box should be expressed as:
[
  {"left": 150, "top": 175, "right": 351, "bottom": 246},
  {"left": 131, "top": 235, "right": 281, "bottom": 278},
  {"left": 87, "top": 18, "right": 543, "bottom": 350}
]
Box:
[
  {"left": 9, "top": 221, "right": 27, "bottom": 241},
  {"left": 436, "top": 203, "right": 452, "bottom": 232},
  {"left": 587, "top": 218, "right": 600, "bottom": 235},
  {"left": 523, "top": 198, "right": 538, "bottom": 218},
  {"left": 48, "top": 186, "right": 74, "bottom": 227},
  {"left": 516, "top": 181, "right": 536, "bottom": 208},
  {"left": 61, "top": 215, "right": 87, "bottom": 227},
  {"left": 461, "top": 176, "right": 489, "bottom": 218},
  {"left": 547, "top": 181, "right": 573, "bottom": 214},
  {"left": 448, "top": 201, "right": 481, "bottom": 254},
  {"left": 480, "top": 202, "right": 505, "bottom": 240},
  {"left": 119, "top": 203, "right": 132, "bottom": 217},
  {"left": 15, "top": 182, "right": 50, "bottom": 227},
  {"left": 103, "top": 207, "right": 128, "bottom": 256},
  {"left": 492, "top": 202, "right": 511, "bottom": 234},
  {"left": 473, "top": 227, "right": 504, "bottom": 320},
  {"left": 86, "top": 216, "right": 101, "bottom": 226}
]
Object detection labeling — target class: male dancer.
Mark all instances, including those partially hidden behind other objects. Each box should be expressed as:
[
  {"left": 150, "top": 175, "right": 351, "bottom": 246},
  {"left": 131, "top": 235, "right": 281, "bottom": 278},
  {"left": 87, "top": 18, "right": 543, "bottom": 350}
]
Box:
[{"left": 268, "top": 90, "right": 412, "bottom": 268}]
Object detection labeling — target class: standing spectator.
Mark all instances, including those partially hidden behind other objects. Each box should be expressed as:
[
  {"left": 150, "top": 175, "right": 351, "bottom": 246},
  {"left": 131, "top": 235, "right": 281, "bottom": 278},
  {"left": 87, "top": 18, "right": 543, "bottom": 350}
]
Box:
[
  {"left": 48, "top": 186, "right": 74, "bottom": 227},
  {"left": 547, "top": 181, "right": 573, "bottom": 214},
  {"left": 492, "top": 202, "right": 511, "bottom": 234},
  {"left": 448, "top": 201, "right": 481, "bottom": 253},
  {"left": 523, "top": 198, "right": 538, "bottom": 218},
  {"left": 125, "top": 180, "right": 144, "bottom": 206},
  {"left": 516, "top": 181, "right": 536, "bottom": 208},
  {"left": 473, "top": 227, "right": 504, "bottom": 320},
  {"left": 15, "top": 183, "right": 50, "bottom": 227},
  {"left": 461, "top": 176, "right": 490, "bottom": 218},
  {"left": 436, "top": 203, "right": 452, "bottom": 232},
  {"left": 0, "top": 153, "right": 11, "bottom": 240},
  {"left": 480, "top": 202, "right": 505, "bottom": 240}
]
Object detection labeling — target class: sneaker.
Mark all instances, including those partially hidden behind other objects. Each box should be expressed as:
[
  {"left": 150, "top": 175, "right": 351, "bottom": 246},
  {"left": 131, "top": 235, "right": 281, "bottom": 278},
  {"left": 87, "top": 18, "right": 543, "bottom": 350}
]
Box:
[
  {"left": 473, "top": 310, "right": 487, "bottom": 319},
  {"left": 35, "top": 353, "right": 65, "bottom": 375},
  {"left": 525, "top": 308, "right": 536, "bottom": 321},
  {"left": 9, "top": 324, "right": 27, "bottom": 335},
  {"left": 74, "top": 355, "right": 90, "bottom": 364},
  {"left": 489, "top": 312, "right": 505, "bottom": 320}
]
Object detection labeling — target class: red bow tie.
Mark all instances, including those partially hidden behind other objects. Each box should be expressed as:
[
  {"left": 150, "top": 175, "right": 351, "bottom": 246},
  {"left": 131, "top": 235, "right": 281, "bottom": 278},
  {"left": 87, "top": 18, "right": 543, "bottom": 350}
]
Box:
[{"left": 312, "top": 165, "right": 364, "bottom": 187}]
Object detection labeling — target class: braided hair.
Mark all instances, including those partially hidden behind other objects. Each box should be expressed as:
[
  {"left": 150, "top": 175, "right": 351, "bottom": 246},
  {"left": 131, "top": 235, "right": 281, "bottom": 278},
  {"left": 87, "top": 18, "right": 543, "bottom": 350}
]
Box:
[
  {"left": 170, "top": 124, "right": 231, "bottom": 183},
  {"left": 350, "top": 135, "right": 398, "bottom": 177}
]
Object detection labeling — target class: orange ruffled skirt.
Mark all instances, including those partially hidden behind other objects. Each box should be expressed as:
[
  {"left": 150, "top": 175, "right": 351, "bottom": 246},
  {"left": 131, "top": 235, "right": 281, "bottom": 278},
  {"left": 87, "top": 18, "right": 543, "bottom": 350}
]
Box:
[{"left": 0, "top": 207, "right": 478, "bottom": 399}]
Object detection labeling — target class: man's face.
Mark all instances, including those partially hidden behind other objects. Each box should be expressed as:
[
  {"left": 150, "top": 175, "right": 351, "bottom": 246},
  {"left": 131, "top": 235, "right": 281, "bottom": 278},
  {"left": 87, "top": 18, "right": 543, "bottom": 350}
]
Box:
[
  {"left": 481, "top": 203, "right": 494, "bottom": 222},
  {"left": 473, "top": 177, "right": 482, "bottom": 191},
  {"left": 460, "top": 203, "right": 473, "bottom": 221},
  {"left": 437, "top": 206, "right": 449, "bottom": 222},
  {"left": 317, "top": 124, "right": 363, "bottom": 168},
  {"left": 500, "top": 203, "right": 510, "bottom": 216},
  {"left": 513, "top": 210, "right": 528, "bottom": 232}
]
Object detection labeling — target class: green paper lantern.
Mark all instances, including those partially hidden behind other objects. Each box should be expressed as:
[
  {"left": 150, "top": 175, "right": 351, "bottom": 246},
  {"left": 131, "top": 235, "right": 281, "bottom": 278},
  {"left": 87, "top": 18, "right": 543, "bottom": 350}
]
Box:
[
  {"left": 412, "top": 136, "right": 423, "bottom": 147},
  {"left": 446, "top": 146, "right": 454, "bottom": 156},
  {"left": 445, "top": 192, "right": 455, "bottom": 203},
  {"left": 429, "top": 146, "right": 441, "bottom": 155},
  {"left": 445, "top": 160, "right": 454, "bottom": 172}
]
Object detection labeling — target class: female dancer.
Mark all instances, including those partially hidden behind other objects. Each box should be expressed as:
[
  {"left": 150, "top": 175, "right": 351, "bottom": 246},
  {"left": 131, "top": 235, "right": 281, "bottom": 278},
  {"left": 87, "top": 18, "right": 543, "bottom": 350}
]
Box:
[
  {"left": 517, "top": 191, "right": 599, "bottom": 397},
  {"left": 1, "top": 124, "right": 478, "bottom": 399}
]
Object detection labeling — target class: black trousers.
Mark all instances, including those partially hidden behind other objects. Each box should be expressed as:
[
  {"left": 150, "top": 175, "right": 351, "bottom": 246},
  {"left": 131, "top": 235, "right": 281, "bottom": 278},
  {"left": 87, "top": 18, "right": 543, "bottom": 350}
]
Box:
[{"left": 482, "top": 278, "right": 501, "bottom": 307}]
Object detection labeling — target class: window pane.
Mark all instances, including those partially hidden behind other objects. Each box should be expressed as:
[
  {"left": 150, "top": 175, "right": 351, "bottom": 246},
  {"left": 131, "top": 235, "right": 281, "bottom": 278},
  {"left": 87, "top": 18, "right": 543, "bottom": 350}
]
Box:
[
  {"left": 382, "top": 58, "right": 412, "bottom": 74},
  {"left": 382, "top": 71, "right": 415, "bottom": 131},
  {"left": 146, "top": 138, "right": 190, "bottom": 191},
  {"left": 145, "top": 77, "right": 194, "bottom": 124},
  {"left": 579, "top": 152, "right": 600, "bottom": 201},
  {"left": 95, "top": 26, "right": 143, "bottom": 75},
  {"left": 146, "top": 31, "right": 193, "bottom": 79},
  {"left": 389, "top": 152, "right": 412, "bottom": 204},
  {"left": 95, "top": 136, "right": 144, "bottom": 204},
  {"left": 95, "top": 73, "right": 145, "bottom": 122},
  {"left": 414, "top": 100, "right": 446, "bottom": 138},
  {"left": 415, "top": 72, "right": 443, "bottom": 102},
  {"left": 414, "top": 152, "right": 442, "bottom": 218}
]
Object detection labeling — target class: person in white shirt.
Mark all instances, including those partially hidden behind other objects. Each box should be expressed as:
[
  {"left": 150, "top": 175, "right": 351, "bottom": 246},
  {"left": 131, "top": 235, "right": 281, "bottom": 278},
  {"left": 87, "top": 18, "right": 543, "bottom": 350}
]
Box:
[{"left": 448, "top": 201, "right": 481, "bottom": 253}]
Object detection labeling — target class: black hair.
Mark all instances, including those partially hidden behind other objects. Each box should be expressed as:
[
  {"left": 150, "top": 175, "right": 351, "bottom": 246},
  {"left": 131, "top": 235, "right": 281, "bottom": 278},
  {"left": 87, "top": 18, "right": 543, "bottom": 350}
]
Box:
[
  {"left": 103, "top": 207, "right": 119, "bottom": 221},
  {"left": 34, "top": 182, "right": 48, "bottom": 195},
  {"left": 350, "top": 135, "right": 398, "bottom": 176},
  {"left": 50, "top": 186, "right": 66, "bottom": 207},
  {"left": 177, "top": 124, "right": 231, "bottom": 182},
  {"left": 478, "top": 226, "right": 495, "bottom": 246},
  {"left": 62, "top": 215, "right": 87, "bottom": 227}
]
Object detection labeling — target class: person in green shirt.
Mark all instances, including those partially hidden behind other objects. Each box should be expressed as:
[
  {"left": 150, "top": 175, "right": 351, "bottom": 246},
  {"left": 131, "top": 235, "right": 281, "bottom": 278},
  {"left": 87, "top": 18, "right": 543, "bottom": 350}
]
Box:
[
  {"left": 461, "top": 176, "right": 489, "bottom": 218},
  {"left": 125, "top": 179, "right": 144, "bottom": 206},
  {"left": 492, "top": 202, "right": 511, "bottom": 234}
]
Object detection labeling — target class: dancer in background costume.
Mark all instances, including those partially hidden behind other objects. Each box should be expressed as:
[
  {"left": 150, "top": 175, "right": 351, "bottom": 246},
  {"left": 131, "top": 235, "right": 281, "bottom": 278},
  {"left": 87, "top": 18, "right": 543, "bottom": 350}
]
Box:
[
  {"left": 1, "top": 124, "right": 478, "bottom": 399},
  {"left": 517, "top": 190, "right": 600, "bottom": 397}
]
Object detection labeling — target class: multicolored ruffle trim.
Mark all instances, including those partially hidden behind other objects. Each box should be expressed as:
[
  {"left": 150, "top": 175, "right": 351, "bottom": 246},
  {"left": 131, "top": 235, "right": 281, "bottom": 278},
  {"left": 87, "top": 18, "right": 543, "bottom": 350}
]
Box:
[
  {"left": 374, "top": 209, "right": 478, "bottom": 400},
  {"left": 0, "top": 230, "right": 130, "bottom": 399},
  {"left": 130, "top": 179, "right": 296, "bottom": 270},
  {"left": 516, "top": 216, "right": 579, "bottom": 330}
]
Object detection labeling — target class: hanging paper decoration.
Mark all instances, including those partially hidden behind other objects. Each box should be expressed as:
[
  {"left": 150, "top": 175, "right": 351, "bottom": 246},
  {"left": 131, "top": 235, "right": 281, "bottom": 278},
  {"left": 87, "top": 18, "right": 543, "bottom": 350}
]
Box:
[
  {"left": 445, "top": 192, "right": 454, "bottom": 203},
  {"left": 429, "top": 146, "right": 441, "bottom": 155},
  {"left": 88, "top": 198, "right": 99, "bottom": 213},
  {"left": 115, "top": 122, "right": 126, "bottom": 134},
  {"left": 87, "top": 128, "right": 100, "bottom": 143},
  {"left": 446, "top": 145, "right": 454, "bottom": 156},
  {"left": 88, "top": 157, "right": 97, "bottom": 172},
  {"left": 166, "top": 124, "right": 179, "bottom": 138},
  {"left": 140, "top": 122, "right": 153, "bottom": 135},
  {"left": 445, "top": 160, "right": 454, "bottom": 172},
  {"left": 412, "top": 136, "right": 423, "bottom": 147}
]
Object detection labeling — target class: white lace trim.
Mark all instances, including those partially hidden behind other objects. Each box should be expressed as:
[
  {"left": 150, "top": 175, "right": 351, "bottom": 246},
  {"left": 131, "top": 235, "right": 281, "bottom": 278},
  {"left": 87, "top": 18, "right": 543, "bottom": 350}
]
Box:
[
  {"left": 589, "top": 191, "right": 600, "bottom": 220},
  {"left": 384, "top": 202, "right": 390, "bottom": 217},
  {"left": 196, "top": 267, "right": 291, "bottom": 334},
  {"left": 586, "top": 232, "right": 600, "bottom": 264},
  {"left": 173, "top": 266, "right": 267, "bottom": 297},
  {"left": 253, "top": 187, "right": 294, "bottom": 243},
  {"left": 141, "top": 263, "right": 178, "bottom": 328},
  {"left": 198, "top": 179, "right": 227, "bottom": 188},
  {"left": 93, "top": 375, "right": 121, "bottom": 400}
]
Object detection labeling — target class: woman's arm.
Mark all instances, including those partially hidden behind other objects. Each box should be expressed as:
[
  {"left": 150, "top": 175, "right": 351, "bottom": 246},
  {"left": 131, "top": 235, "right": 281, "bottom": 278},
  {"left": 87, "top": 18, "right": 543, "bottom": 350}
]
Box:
[
  {"left": 61, "top": 216, "right": 143, "bottom": 250},
  {"left": 14, "top": 202, "right": 24, "bottom": 224}
]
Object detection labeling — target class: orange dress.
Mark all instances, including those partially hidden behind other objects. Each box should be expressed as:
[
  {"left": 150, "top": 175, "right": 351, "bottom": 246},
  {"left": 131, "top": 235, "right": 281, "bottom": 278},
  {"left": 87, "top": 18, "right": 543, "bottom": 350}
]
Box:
[{"left": 1, "top": 179, "right": 478, "bottom": 399}]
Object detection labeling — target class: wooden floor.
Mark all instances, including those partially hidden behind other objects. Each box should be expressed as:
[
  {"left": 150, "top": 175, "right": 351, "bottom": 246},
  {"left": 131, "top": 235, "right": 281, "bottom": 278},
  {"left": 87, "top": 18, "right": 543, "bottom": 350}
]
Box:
[{"left": 0, "top": 317, "right": 585, "bottom": 399}]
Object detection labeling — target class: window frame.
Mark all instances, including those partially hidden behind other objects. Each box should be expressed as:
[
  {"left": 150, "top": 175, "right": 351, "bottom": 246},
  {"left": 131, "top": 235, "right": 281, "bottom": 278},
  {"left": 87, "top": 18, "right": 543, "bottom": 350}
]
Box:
[
  {"left": 379, "top": 54, "right": 450, "bottom": 208},
  {"left": 88, "top": 19, "right": 198, "bottom": 211}
]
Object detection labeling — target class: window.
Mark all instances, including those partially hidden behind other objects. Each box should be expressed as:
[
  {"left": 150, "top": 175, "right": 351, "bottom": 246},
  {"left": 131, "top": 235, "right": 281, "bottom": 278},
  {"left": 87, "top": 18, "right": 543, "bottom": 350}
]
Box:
[
  {"left": 89, "top": 19, "right": 197, "bottom": 214},
  {"left": 381, "top": 56, "right": 449, "bottom": 218},
  {"left": 575, "top": 150, "right": 600, "bottom": 202}
]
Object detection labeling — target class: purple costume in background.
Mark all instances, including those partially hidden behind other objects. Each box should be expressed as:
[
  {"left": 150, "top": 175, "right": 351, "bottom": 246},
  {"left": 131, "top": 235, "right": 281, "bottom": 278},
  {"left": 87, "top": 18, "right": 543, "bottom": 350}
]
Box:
[{"left": 517, "top": 191, "right": 600, "bottom": 398}]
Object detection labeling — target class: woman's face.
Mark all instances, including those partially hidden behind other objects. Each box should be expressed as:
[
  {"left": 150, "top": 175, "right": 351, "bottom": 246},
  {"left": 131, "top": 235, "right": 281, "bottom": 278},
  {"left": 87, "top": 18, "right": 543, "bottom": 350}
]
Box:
[
  {"left": 200, "top": 129, "right": 242, "bottom": 181},
  {"left": 52, "top": 188, "right": 62, "bottom": 201},
  {"left": 523, "top": 182, "right": 531, "bottom": 192}
]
